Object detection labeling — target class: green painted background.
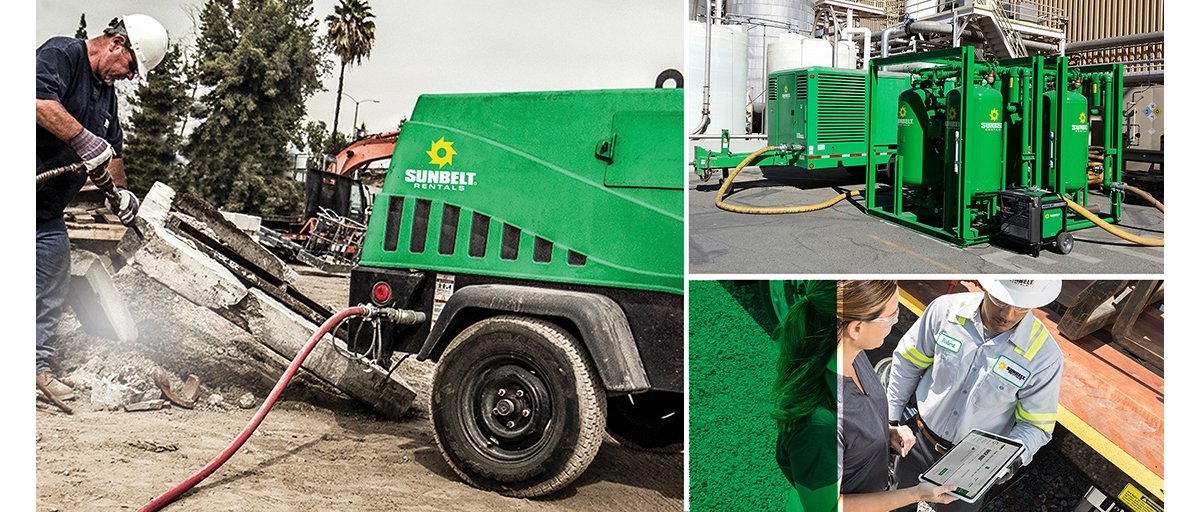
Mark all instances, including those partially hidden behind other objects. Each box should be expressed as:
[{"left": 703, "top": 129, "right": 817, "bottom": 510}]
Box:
[{"left": 689, "top": 280, "right": 788, "bottom": 511}]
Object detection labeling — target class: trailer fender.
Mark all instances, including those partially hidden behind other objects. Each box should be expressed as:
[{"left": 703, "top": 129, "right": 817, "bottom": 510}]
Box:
[{"left": 416, "top": 284, "right": 651, "bottom": 393}]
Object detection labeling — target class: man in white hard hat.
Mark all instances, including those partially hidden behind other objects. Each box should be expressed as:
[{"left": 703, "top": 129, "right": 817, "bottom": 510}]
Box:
[
  {"left": 885, "top": 279, "right": 1064, "bottom": 511},
  {"left": 35, "top": 14, "right": 169, "bottom": 400}
]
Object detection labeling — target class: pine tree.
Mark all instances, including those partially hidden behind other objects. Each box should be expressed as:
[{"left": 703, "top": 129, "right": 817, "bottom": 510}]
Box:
[
  {"left": 123, "top": 45, "right": 191, "bottom": 197},
  {"left": 75, "top": 13, "right": 87, "bottom": 39},
  {"left": 178, "top": 0, "right": 325, "bottom": 216}
]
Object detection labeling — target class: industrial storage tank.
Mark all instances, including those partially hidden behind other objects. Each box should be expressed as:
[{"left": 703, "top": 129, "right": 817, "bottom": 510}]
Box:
[
  {"left": 687, "top": 20, "right": 750, "bottom": 134},
  {"left": 897, "top": 87, "right": 943, "bottom": 188},
  {"left": 726, "top": 0, "right": 816, "bottom": 118},
  {"left": 766, "top": 32, "right": 831, "bottom": 74},
  {"left": 834, "top": 40, "right": 857, "bottom": 69}
]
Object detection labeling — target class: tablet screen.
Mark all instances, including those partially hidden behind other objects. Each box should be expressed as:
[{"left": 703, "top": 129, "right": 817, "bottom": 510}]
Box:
[{"left": 920, "top": 429, "right": 1024, "bottom": 502}]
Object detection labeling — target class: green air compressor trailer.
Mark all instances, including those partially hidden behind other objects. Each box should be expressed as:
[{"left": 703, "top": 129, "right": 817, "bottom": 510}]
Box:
[
  {"left": 693, "top": 67, "right": 911, "bottom": 179},
  {"left": 345, "top": 88, "right": 683, "bottom": 498}
]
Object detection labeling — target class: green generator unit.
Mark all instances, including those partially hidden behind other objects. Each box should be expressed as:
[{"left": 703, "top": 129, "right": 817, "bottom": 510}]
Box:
[
  {"left": 692, "top": 67, "right": 910, "bottom": 178},
  {"left": 347, "top": 88, "right": 683, "bottom": 497}
]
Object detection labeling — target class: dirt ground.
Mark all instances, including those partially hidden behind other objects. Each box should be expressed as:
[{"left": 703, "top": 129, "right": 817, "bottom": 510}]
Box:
[{"left": 35, "top": 265, "right": 683, "bottom": 511}]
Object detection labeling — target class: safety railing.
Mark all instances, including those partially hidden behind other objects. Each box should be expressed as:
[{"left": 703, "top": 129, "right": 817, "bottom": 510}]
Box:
[{"left": 885, "top": 0, "right": 1066, "bottom": 32}]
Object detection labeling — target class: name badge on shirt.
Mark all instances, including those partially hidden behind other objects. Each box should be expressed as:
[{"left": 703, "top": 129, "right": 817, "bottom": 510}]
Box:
[
  {"left": 936, "top": 332, "right": 962, "bottom": 353},
  {"left": 992, "top": 355, "right": 1031, "bottom": 388}
]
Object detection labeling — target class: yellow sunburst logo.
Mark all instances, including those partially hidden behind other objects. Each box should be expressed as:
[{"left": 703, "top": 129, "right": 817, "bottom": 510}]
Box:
[
  {"left": 990, "top": 108, "right": 1000, "bottom": 122},
  {"left": 998, "top": 362, "right": 1007, "bottom": 371},
  {"left": 1079, "top": 112, "right": 1086, "bottom": 124},
  {"left": 947, "top": 107, "right": 958, "bottom": 121},
  {"left": 899, "top": 106, "right": 908, "bottom": 118},
  {"left": 427, "top": 137, "right": 457, "bottom": 169}
]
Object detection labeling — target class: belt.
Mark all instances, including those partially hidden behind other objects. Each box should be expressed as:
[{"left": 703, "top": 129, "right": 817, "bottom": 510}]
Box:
[{"left": 914, "top": 413, "right": 953, "bottom": 456}]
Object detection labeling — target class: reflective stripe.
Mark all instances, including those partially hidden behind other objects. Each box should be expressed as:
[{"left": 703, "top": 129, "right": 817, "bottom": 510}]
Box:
[
  {"left": 1015, "top": 402, "right": 1057, "bottom": 432},
  {"left": 955, "top": 316, "right": 968, "bottom": 326},
  {"left": 1022, "top": 323, "right": 1051, "bottom": 361},
  {"left": 903, "top": 346, "right": 933, "bottom": 368}
]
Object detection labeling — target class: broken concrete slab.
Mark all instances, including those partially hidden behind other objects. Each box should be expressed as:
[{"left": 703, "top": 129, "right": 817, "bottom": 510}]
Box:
[
  {"left": 242, "top": 288, "right": 415, "bottom": 419},
  {"left": 171, "top": 192, "right": 298, "bottom": 287},
  {"left": 122, "top": 211, "right": 248, "bottom": 310},
  {"left": 67, "top": 250, "right": 138, "bottom": 343}
]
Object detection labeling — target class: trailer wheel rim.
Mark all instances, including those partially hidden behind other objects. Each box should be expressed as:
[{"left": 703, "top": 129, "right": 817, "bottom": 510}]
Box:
[{"left": 462, "top": 355, "right": 553, "bottom": 461}]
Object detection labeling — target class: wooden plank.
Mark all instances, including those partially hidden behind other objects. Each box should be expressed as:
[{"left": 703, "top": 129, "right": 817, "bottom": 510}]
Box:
[
  {"left": 65, "top": 223, "right": 127, "bottom": 241},
  {"left": 1033, "top": 308, "right": 1164, "bottom": 480}
]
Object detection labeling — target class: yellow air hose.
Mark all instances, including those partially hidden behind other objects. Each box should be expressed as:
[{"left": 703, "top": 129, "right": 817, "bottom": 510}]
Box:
[
  {"left": 1061, "top": 195, "right": 1163, "bottom": 247},
  {"left": 1121, "top": 184, "right": 1164, "bottom": 213},
  {"left": 714, "top": 146, "right": 862, "bottom": 214}
]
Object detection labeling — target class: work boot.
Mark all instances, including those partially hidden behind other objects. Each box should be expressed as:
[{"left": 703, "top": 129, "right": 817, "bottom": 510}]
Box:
[{"left": 36, "top": 372, "right": 75, "bottom": 401}]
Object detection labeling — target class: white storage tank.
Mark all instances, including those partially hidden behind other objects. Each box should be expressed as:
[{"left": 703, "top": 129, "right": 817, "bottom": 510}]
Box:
[
  {"left": 687, "top": 20, "right": 750, "bottom": 135},
  {"left": 767, "top": 32, "right": 832, "bottom": 74},
  {"left": 726, "top": 0, "right": 816, "bottom": 117},
  {"left": 834, "top": 39, "right": 857, "bottom": 69}
]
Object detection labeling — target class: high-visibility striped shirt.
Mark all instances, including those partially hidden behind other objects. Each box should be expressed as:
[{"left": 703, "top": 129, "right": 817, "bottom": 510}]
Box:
[{"left": 886, "top": 292, "right": 1063, "bottom": 466}]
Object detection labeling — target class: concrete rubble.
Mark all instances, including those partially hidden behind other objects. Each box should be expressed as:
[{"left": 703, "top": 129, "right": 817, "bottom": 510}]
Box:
[{"left": 57, "top": 181, "right": 415, "bottom": 418}]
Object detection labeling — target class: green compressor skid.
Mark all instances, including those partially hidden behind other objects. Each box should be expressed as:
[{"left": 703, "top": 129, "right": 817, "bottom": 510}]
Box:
[
  {"left": 359, "top": 88, "right": 684, "bottom": 295},
  {"left": 864, "top": 46, "right": 1125, "bottom": 248}
]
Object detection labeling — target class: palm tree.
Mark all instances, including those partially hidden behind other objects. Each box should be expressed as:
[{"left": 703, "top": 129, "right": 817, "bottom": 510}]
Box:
[{"left": 325, "top": 0, "right": 376, "bottom": 137}]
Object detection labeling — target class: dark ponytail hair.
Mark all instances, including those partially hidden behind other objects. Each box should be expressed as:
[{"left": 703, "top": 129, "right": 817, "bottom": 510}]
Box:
[{"left": 771, "top": 280, "right": 898, "bottom": 430}]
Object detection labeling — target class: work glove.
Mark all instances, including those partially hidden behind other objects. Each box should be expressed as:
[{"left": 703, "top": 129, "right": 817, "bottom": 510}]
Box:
[
  {"left": 107, "top": 187, "right": 140, "bottom": 225},
  {"left": 67, "top": 129, "right": 114, "bottom": 172}
]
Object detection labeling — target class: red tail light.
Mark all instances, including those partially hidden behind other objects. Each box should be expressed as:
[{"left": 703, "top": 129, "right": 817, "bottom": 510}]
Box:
[{"left": 372, "top": 281, "right": 392, "bottom": 304}]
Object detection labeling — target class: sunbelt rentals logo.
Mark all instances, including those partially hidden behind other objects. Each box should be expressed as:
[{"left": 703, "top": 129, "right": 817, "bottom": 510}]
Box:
[{"left": 404, "top": 136, "right": 478, "bottom": 191}]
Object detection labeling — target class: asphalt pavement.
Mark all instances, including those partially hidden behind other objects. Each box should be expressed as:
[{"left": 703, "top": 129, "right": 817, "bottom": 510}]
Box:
[{"left": 688, "top": 152, "right": 1165, "bottom": 275}]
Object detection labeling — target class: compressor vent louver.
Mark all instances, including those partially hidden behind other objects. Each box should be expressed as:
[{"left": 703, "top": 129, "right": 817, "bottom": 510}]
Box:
[
  {"left": 382, "top": 197, "right": 586, "bottom": 267},
  {"left": 816, "top": 73, "right": 866, "bottom": 143}
]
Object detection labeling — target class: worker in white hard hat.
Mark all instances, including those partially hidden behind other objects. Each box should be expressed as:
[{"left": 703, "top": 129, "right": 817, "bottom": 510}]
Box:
[
  {"left": 885, "top": 279, "right": 1064, "bottom": 511},
  {"left": 35, "top": 14, "right": 169, "bottom": 401}
]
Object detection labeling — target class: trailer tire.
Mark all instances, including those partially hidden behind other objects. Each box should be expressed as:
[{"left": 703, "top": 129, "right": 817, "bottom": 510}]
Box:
[
  {"left": 430, "top": 315, "right": 606, "bottom": 497},
  {"left": 605, "top": 391, "right": 684, "bottom": 453}
]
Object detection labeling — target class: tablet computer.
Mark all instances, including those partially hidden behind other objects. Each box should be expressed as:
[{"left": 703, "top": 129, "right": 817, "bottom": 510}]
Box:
[{"left": 918, "top": 428, "right": 1026, "bottom": 504}]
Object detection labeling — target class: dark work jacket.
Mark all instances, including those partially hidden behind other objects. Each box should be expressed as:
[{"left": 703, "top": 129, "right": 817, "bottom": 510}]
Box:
[{"left": 36, "top": 36, "right": 123, "bottom": 224}]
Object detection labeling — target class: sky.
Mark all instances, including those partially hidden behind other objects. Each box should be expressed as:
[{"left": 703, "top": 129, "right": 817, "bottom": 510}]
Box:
[{"left": 35, "top": 0, "right": 685, "bottom": 138}]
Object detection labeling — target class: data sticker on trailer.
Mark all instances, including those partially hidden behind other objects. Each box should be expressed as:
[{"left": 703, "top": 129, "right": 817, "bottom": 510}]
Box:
[
  {"left": 432, "top": 274, "right": 455, "bottom": 325},
  {"left": 1118, "top": 484, "right": 1163, "bottom": 512}
]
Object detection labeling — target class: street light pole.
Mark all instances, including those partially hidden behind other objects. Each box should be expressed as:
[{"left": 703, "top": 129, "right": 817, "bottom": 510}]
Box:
[{"left": 342, "top": 92, "right": 380, "bottom": 139}]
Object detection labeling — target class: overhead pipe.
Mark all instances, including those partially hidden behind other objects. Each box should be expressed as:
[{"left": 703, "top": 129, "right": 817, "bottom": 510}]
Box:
[
  {"left": 843, "top": 27, "right": 873, "bottom": 69},
  {"left": 877, "top": 20, "right": 1059, "bottom": 54},
  {"left": 1065, "top": 31, "right": 1163, "bottom": 53}
]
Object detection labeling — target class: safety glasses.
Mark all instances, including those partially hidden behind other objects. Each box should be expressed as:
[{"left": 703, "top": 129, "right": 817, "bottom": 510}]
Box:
[
  {"left": 868, "top": 308, "right": 900, "bottom": 328},
  {"left": 985, "top": 292, "right": 1032, "bottom": 314}
]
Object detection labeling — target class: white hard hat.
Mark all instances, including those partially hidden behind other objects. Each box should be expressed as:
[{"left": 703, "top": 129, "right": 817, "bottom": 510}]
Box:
[
  {"left": 979, "top": 279, "right": 1062, "bottom": 309},
  {"left": 116, "top": 14, "right": 168, "bottom": 77}
]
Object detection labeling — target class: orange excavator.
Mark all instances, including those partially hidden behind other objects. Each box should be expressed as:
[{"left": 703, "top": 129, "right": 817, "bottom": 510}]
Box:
[{"left": 260, "top": 131, "right": 398, "bottom": 271}]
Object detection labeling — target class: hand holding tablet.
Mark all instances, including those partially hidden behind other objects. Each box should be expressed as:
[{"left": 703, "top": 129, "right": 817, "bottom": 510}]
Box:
[{"left": 918, "top": 429, "right": 1026, "bottom": 504}]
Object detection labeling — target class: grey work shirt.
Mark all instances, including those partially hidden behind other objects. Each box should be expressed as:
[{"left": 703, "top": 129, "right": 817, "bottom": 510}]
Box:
[
  {"left": 838, "top": 350, "right": 890, "bottom": 494},
  {"left": 886, "top": 292, "right": 1064, "bottom": 466}
]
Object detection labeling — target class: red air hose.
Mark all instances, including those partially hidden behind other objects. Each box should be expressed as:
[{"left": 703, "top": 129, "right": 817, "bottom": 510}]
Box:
[{"left": 138, "top": 306, "right": 367, "bottom": 512}]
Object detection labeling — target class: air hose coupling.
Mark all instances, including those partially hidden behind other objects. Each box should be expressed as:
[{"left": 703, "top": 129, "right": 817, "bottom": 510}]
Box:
[
  {"left": 1111, "top": 182, "right": 1127, "bottom": 192},
  {"left": 361, "top": 304, "right": 428, "bottom": 325},
  {"left": 776, "top": 143, "right": 806, "bottom": 154}
]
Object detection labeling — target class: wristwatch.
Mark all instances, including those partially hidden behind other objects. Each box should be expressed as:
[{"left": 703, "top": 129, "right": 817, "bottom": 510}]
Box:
[{"left": 889, "top": 420, "right": 901, "bottom": 427}]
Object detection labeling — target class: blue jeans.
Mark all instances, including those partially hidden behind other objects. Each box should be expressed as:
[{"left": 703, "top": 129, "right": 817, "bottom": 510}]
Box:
[{"left": 36, "top": 216, "right": 71, "bottom": 373}]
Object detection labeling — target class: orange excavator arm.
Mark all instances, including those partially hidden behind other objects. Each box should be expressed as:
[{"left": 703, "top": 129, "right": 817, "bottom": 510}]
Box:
[{"left": 324, "top": 130, "right": 400, "bottom": 178}]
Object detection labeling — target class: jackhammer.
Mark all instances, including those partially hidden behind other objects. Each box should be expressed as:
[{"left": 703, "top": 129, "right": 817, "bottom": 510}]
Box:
[{"left": 36, "top": 160, "right": 143, "bottom": 238}]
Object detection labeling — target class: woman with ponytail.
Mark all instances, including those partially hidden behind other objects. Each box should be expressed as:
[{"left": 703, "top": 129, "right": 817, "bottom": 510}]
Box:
[{"left": 772, "top": 280, "right": 958, "bottom": 511}]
